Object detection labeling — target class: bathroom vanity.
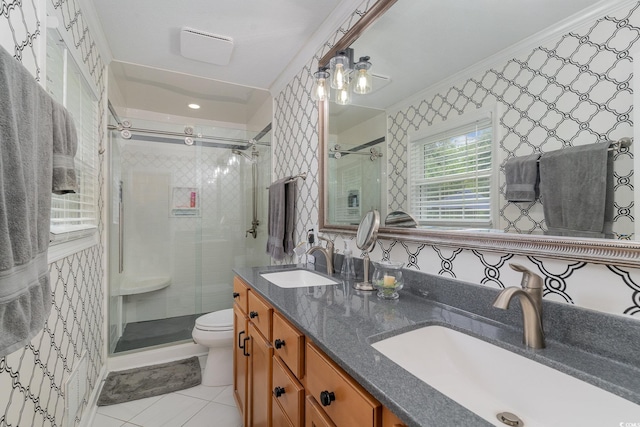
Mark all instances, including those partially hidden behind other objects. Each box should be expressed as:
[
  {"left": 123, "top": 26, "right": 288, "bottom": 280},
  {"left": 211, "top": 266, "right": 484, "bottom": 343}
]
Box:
[{"left": 232, "top": 265, "right": 640, "bottom": 427}]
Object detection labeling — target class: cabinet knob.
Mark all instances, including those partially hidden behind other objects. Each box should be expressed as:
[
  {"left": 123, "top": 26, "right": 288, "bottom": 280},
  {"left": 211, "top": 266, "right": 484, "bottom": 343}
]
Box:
[
  {"left": 274, "top": 339, "right": 286, "bottom": 349},
  {"left": 319, "top": 390, "right": 335, "bottom": 407},
  {"left": 273, "top": 386, "right": 285, "bottom": 398},
  {"left": 249, "top": 311, "right": 258, "bottom": 319},
  {"left": 232, "top": 292, "right": 240, "bottom": 298}
]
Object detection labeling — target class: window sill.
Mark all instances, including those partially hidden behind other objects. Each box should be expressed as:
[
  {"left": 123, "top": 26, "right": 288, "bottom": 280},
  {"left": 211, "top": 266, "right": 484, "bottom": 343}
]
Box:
[{"left": 48, "top": 229, "right": 99, "bottom": 263}]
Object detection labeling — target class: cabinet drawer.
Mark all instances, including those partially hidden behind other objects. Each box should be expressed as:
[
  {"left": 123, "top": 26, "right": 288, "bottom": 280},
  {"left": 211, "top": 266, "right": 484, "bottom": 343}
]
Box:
[
  {"left": 273, "top": 311, "right": 305, "bottom": 378},
  {"left": 305, "top": 342, "right": 380, "bottom": 427},
  {"left": 273, "top": 396, "right": 294, "bottom": 427},
  {"left": 272, "top": 356, "right": 304, "bottom": 427},
  {"left": 305, "top": 396, "right": 336, "bottom": 427},
  {"left": 248, "top": 290, "right": 273, "bottom": 341},
  {"left": 382, "top": 406, "right": 408, "bottom": 427},
  {"left": 233, "top": 276, "right": 249, "bottom": 314}
]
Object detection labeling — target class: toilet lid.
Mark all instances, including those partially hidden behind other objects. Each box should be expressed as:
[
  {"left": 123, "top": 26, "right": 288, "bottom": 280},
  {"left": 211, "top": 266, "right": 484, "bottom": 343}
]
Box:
[{"left": 195, "top": 308, "right": 234, "bottom": 331}]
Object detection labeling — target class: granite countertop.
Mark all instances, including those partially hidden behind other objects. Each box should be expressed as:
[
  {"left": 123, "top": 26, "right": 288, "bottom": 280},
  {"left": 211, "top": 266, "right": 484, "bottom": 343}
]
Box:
[{"left": 233, "top": 264, "right": 640, "bottom": 427}]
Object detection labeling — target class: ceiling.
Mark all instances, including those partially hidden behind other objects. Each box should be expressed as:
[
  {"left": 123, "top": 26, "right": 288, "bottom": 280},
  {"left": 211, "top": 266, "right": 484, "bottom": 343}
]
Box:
[
  {"left": 91, "top": 0, "right": 347, "bottom": 122},
  {"left": 92, "top": 0, "right": 613, "bottom": 125}
]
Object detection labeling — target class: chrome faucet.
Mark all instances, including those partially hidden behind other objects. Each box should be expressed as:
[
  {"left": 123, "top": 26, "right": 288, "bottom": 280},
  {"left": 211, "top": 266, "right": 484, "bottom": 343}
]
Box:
[
  {"left": 306, "top": 236, "right": 334, "bottom": 275},
  {"left": 493, "top": 263, "right": 545, "bottom": 349}
]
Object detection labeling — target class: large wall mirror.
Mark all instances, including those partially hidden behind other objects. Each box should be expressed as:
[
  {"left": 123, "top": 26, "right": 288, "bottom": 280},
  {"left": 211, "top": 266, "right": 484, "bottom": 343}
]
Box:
[{"left": 318, "top": 0, "right": 640, "bottom": 267}]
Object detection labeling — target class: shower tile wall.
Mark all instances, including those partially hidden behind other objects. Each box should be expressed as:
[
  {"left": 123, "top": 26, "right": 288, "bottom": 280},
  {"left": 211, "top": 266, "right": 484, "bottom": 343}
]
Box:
[
  {"left": 273, "top": 0, "right": 640, "bottom": 319},
  {"left": 120, "top": 140, "right": 269, "bottom": 324},
  {"left": 0, "top": 0, "right": 106, "bottom": 426}
]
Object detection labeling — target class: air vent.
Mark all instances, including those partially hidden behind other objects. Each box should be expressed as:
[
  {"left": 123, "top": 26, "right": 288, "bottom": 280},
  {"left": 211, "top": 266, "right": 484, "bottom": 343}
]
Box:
[
  {"left": 180, "top": 27, "right": 234, "bottom": 66},
  {"left": 371, "top": 73, "right": 391, "bottom": 92}
]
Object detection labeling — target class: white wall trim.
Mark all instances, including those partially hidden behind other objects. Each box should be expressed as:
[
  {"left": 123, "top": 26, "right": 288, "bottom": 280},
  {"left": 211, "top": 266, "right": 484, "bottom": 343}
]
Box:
[
  {"left": 48, "top": 233, "right": 99, "bottom": 263},
  {"left": 388, "top": 0, "right": 638, "bottom": 114},
  {"left": 77, "top": 365, "right": 107, "bottom": 427},
  {"left": 269, "top": 0, "right": 365, "bottom": 96},
  {"left": 107, "top": 342, "right": 208, "bottom": 372}
]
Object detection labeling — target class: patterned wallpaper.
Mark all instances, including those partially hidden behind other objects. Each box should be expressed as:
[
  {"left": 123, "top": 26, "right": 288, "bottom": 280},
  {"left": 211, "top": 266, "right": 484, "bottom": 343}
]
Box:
[
  {"left": 387, "top": 4, "right": 636, "bottom": 239},
  {"left": 0, "top": 0, "right": 106, "bottom": 426},
  {"left": 273, "top": 0, "right": 640, "bottom": 320}
]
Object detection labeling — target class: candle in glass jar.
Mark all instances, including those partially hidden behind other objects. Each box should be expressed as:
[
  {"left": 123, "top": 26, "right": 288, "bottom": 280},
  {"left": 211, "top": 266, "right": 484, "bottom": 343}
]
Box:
[{"left": 383, "top": 274, "right": 395, "bottom": 287}]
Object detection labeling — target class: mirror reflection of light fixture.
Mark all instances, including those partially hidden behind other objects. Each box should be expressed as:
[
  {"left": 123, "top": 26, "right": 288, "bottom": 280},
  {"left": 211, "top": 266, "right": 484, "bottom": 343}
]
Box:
[
  {"left": 335, "top": 78, "right": 351, "bottom": 105},
  {"left": 353, "top": 56, "right": 372, "bottom": 94},
  {"left": 329, "top": 49, "right": 354, "bottom": 90},
  {"left": 313, "top": 67, "right": 331, "bottom": 101}
]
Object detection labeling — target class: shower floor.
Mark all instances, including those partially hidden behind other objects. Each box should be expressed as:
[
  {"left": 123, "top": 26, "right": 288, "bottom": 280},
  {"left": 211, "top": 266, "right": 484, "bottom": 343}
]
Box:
[{"left": 114, "top": 313, "right": 204, "bottom": 353}]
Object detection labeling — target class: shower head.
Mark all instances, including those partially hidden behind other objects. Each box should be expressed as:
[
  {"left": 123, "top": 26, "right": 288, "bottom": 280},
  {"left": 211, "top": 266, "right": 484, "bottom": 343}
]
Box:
[{"left": 231, "top": 149, "right": 257, "bottom": 163}]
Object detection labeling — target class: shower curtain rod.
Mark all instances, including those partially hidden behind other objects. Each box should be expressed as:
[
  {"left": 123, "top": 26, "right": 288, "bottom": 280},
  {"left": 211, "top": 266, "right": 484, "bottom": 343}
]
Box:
[{"left": 107, "top": 124, "right": 270, "bottom": 147}]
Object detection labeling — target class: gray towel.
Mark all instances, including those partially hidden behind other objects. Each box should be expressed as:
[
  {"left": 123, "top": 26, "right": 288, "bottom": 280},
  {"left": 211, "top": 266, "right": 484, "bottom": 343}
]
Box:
[
  {"left": 0, "top": 45, "right": 78, "bottom": 357},
  {"left": 505, "top": 153, "right": 541, "bottom": 202},
  {"left": 266, "top": 177, "right": 290, "bottom": 261},
  {"left": 52, "top": 102, "right": 79, "bottom": 194},
  {"left": 539, "top": 143, "right": 613, "bottom": 238},
  {"left": 284, "top": 180, "right": 297, "bottom": 255}
]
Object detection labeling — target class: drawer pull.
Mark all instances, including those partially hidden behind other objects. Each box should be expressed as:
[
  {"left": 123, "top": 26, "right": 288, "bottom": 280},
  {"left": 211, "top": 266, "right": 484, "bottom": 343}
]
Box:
[
  {"left": 232, "top": 292, "right": 240, "bottom": 298},
  {"left": 238, "top": 330, "right": 245, "bottom": 349},
  {"left": 249, "top": 311, "right": 259, "bottom": 319},
  {"left": 274, "top": 339, "right": 286, "bottom": 349},
  {"left": 242, "top": 337, "right": 250, "bottom": 357},
  {"left": 273, "top": 386, "right": 286, "bottom": 398},
  {"left": 319, "top": 390, "right": 335, "bottom": 407}
]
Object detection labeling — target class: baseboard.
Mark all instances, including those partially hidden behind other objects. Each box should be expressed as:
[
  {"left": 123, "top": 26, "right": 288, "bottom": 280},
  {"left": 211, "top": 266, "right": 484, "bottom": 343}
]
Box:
[
  {"left": 78, "top": 365, "right": 108, "bottom": 427},
  {"left": 107, "top": 342, "right": 208, "bottom": 372}
]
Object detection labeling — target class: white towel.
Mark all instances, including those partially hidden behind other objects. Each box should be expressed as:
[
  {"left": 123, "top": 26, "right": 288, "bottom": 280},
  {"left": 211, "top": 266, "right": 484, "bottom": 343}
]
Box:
[{"left": 0, "top": 45, "right": 78, "bottom": 357}]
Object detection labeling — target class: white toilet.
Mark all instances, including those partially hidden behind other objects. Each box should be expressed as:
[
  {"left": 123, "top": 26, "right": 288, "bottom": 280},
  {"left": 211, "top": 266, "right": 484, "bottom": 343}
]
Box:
[{"left": 192, "top": 308, "right": 234, "bottom": 386}]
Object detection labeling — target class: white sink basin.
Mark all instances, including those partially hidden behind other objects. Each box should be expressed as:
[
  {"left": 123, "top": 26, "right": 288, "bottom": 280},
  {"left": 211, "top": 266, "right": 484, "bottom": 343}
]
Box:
[
  {"left": 372, "top": 325, "right": 639, "bottom": 426},
  {"left": 260, "top": 269, "right": 338, "bottom": 288}
]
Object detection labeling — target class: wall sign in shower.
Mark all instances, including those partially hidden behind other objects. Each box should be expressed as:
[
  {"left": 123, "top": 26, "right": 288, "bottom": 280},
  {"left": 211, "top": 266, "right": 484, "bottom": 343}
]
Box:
[{"left": 170, "top": 187, "right": 201, "bottom": 217}]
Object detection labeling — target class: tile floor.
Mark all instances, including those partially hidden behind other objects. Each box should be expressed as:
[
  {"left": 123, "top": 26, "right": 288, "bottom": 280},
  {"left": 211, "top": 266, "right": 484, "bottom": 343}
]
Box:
[{"left": 94, "top": 384, "right": 242, "bottom": 427}]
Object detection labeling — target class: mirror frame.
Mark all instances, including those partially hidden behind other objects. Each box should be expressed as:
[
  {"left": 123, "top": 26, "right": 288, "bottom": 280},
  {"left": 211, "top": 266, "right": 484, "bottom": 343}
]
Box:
[{"left": 318, "top": 0, "right": 640, "bottom": 268}]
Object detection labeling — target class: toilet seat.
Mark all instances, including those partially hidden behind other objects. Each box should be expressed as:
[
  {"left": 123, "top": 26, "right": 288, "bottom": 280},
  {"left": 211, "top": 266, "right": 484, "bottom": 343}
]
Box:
[{"left": 195, "top": 308, "right": 233, "bottom": 331}]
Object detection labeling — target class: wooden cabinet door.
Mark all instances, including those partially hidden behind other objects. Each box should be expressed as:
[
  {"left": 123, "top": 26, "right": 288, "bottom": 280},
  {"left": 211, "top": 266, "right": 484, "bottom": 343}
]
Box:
[
  {"left": 233, "top": 305, "right": 249, "bottom": 426},
  {"left": 249, "top": 322, "right": 273, "bottom": 427},
  {"left": 305, "top": 396, "right": 336, "bottom": 427}
]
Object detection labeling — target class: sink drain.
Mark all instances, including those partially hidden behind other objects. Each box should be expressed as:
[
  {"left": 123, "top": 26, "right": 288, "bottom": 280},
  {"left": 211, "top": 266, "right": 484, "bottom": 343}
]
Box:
[{"left": 496, "top": 412, "right": 524, "bottom": 426}]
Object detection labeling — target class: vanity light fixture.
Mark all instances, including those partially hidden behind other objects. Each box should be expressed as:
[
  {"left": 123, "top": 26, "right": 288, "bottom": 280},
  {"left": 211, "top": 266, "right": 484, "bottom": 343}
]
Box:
[
  {"left": 353, "top": 56, "right": 372, "bottom": 94},
  {"left": 313, "top": 67, "right": 331, "bottom": 101},
  {"left": 329, "top": 49, "right": 354, "bottom": 90},
  {"left": 188, "top": 103, "right": 201, "bottom": 109},
  {"left": 336, "top": 82, "right": 351, "bottom": 105}
]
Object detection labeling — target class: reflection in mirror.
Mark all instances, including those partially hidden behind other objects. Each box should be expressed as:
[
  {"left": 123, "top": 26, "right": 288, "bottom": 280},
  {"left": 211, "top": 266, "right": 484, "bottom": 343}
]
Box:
[
  {"left": 354, "top": 209, "right": 380, "bottom": 291},
  {"left": 384, "top": 211, "right": 417, "bottom": 228},
  {"left": 327, "top": 103, "right": 385, "bottom": 225},
  {"left": 320, "top": 0, "right": 637, "bottom": 250}
]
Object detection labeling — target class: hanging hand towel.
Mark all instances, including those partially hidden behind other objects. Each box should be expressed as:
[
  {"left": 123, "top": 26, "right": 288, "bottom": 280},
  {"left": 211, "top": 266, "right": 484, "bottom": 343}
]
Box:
[
  {"left": 539, "top": 143, "right": 613, "bottom": 238},
  {"left": 505, "top": 153, "right": 541, "bottom": 202},
  {"left": 0, "top": 46, "right": 78, "bottom": 357},
  {"left": 266, "top": 177, "right": 290, "bottom": 261}
]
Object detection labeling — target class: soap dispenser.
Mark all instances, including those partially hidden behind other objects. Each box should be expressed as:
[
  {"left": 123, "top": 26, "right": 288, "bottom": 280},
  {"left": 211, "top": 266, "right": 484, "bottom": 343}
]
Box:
[{"left": 340, "top": 241, "right": 356, "bottom": 280}]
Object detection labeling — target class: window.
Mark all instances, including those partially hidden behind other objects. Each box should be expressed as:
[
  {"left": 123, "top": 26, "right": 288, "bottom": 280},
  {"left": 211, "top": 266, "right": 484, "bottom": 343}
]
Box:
[
  {"left": 409, "top": 115, "right": 493, "bottom": 228},
  {"left": 46, "top": 29, "right": 99, "bottom": 243}
]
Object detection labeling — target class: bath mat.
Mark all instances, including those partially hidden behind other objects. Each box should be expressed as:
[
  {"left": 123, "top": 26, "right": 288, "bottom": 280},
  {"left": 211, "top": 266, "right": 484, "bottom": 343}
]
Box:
[{"left": 97, "top": 356, "right": 201, "bottom": 406}]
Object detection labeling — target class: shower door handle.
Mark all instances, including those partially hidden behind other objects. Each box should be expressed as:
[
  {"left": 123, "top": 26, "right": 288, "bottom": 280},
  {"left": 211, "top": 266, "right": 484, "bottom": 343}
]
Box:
[{"left": 238, "top": 330, "right": 245, "bottom": 349}]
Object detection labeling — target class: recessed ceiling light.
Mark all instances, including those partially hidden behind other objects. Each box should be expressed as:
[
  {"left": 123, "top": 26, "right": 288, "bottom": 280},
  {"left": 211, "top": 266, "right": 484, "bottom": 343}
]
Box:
[{"left": 188, "top": 103, "right": 201, "bottom": 109}]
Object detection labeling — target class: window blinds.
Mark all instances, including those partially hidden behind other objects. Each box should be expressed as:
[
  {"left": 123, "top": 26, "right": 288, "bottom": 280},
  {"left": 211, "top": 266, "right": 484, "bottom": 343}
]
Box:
[
  {"left": 409, "top": 118, "right": 492, "bottom": 226},
  {"left": 47, "top": 30, "right": 98, "bottom": 240}
]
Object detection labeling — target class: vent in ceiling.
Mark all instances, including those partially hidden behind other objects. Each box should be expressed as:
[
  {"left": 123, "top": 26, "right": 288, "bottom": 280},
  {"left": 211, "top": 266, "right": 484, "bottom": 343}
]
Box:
[{"left": 180, "top": 27, "right": 234, "bottom": 66}]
